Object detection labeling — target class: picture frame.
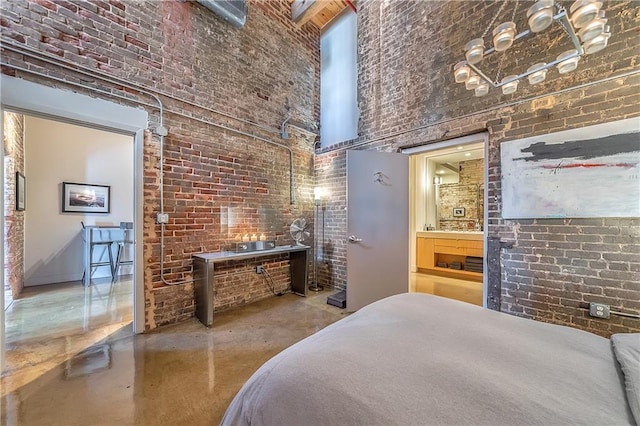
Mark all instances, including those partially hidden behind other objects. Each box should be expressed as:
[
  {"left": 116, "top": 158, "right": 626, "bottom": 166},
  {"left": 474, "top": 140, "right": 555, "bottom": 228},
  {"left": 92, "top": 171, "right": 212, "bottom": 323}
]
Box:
[
  {"left": 16, "top": 172, "right": 26, "bottom": 211},
  {"left": 453, "top": 207, "right": 465, "bottom": 217},
  {"left": 62, "top": 182, "right": 111, "bottom": 214}
]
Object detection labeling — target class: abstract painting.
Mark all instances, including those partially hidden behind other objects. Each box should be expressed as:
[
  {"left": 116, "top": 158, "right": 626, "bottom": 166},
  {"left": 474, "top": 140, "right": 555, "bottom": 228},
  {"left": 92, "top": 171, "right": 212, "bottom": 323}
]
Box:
[{"left": 501, "top": 117, "right": 640, "bottom": 218}]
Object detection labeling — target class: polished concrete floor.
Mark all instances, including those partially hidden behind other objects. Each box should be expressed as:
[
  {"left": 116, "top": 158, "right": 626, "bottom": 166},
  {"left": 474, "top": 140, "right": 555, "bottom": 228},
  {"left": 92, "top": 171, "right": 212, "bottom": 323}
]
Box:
[
  {"left": 2, "top": 272, "right": 479, "bottom": 425},
  {"left": 410, "top": 272, "right": 483, "bottom": 306},
  {"left": 1, "top": 280, "right": 348, "bottom": 425}
]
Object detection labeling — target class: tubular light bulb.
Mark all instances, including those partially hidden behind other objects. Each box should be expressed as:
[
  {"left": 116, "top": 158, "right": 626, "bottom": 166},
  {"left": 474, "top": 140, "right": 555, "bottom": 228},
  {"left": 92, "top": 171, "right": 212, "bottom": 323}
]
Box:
[
  {"left": 570, "top": 0, "right": 603, "bottom": 28},
  {"left": 474, "top": 83, "right": 489, "bottom": 97},
  {"left": 501, "top": 75, "right": 519, "bottom": 95},
  {"left": 583, "top": 31, "right": 611, "bottom": 54},
  {"left": 578, "top": 11, "right": 607, "bottom": 42},
  {"left": 465, "top": 74, "right": 480, "bottom": 90},
  {"left": 556, "top": 50, "right": 580, "bottom": 74},
  {"left": 454, "top": 62, "right": 471, "bottom": 83},
  {"left": 493, "top": 22, "right": 516, "bottom": 52},
  {"left": 527, "top": 63, "right": 548, "bottom": 85},
  {"left": 465, "top": 38, "right": 485, "bottom": 65},
  {"left": 527, "top": 0, "right": 555, "bottom": 33}
]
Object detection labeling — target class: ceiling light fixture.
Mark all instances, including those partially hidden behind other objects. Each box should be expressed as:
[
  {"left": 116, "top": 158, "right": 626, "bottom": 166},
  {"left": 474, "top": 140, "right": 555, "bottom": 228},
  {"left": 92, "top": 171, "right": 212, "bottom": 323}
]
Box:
[{"left": 453, "top": 0, "right": 611, "bottom": 97}]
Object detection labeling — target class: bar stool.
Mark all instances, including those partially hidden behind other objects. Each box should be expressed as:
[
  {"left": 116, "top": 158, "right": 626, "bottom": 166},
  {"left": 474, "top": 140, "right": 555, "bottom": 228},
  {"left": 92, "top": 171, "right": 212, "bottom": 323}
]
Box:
[
  {"left": 81, "top": 221, "right": 116, "bottom": 283},
  {"left": 112, "top": 222, "right": 134, "bottom": 281}
]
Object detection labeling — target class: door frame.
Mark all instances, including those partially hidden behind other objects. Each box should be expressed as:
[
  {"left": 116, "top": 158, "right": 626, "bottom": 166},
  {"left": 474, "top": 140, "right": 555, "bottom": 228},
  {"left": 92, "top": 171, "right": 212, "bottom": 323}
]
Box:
[
  {"left": 402, "top": 132, "right": 489, "bottom": 308},
  {"left": 1, "top": 75, "right": 147, "bottom": 370}
]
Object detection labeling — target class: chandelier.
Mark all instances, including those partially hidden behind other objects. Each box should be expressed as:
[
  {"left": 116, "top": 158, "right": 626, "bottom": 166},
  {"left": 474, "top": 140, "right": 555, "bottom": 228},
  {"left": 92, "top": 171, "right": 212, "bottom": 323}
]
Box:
[{"left": 453, "top": 0, "right": 612, "bottom": 97}]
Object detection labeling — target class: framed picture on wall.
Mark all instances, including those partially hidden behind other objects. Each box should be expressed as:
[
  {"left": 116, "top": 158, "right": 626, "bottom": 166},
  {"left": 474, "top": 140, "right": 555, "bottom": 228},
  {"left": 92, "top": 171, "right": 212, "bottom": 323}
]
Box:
[
  {"left": 453, "top": 207, "right": 465, "bottom": 217},
  {"left": 16, "top": 172, "right": 26, "bottom": 211},
  {"left": 62, "top": 182, "right": 111, "bottom": 214}
]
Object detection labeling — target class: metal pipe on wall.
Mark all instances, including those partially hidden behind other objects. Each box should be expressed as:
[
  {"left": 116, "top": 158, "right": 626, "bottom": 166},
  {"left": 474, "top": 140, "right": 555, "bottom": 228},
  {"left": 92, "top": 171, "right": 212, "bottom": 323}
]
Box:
[
  {"left": 323, "top": 69, "right": 640, "bottom": 154},
  {"left": 1, "top": 46, "right": 299, "bottom": 287},
  {"left": 1, "top": 40, "right": 279, "bottom": 134},
  {"left": 1, "top": 42, "right": 297, "bottom": 206}
]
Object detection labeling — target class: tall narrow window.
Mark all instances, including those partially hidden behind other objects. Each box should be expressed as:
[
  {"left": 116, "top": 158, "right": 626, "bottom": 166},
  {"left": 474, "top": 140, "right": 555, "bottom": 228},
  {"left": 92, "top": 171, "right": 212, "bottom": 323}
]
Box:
[{"left": 320, "top": 10, "right": 358, "bottom": 148}]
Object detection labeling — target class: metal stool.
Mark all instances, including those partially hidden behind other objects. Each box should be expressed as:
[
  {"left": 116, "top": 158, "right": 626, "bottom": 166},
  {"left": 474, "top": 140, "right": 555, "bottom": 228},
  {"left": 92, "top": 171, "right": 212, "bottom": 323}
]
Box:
[
  {"left": 82, "top": 221, "right": 116, "bottom": 284},
  {"left": 112, "top": 222, "right": 133, "bottom": 281}
]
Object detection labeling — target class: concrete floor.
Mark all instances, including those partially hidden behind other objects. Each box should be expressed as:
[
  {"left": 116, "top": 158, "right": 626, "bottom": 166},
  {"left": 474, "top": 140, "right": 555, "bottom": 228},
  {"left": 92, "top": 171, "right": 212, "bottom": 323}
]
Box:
[
  {"left": 411, "top": 272, "right": 483, "bottom": 307},
  {"left": 1, "top": 279, "right": 348, "bottom": 425},
  {"left": 1, "top": 272, "right": 480, "bottom": 425}
]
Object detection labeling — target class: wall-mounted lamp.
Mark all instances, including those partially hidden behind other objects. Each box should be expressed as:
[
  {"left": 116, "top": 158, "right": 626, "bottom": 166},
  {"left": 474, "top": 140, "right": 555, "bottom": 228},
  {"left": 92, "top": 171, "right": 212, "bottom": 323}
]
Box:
[{"left": 433, "top": 176, "right": 443, "bottom": 185}]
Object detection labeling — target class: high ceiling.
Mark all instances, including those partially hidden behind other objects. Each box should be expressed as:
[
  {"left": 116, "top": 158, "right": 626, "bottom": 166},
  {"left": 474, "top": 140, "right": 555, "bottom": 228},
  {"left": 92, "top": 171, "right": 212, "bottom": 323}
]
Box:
[{"left": 289, "top": 0, "right": 355, "bottom": 29}]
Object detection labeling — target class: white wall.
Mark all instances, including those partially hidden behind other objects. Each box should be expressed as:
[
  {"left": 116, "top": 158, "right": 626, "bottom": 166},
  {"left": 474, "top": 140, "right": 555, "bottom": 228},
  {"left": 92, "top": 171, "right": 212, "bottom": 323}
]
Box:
[
  {"left": 320, "top": 10, "right": 358, "bottom": 148},
  {"left": 24, "top": 116, "right": 133, "bottom": 286}
]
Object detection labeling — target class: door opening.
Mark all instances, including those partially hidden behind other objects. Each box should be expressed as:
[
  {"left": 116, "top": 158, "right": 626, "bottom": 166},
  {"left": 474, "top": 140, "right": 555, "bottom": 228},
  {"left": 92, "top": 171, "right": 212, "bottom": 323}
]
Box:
[
  {"left": 403, "top": 133, "right": 489, "bottom": 308},
  {"left": 2, "top": 113, "right": 135, "bottom": 387},
  {"left": 1, "top": 75, "right": 147, "bottom": 373}
]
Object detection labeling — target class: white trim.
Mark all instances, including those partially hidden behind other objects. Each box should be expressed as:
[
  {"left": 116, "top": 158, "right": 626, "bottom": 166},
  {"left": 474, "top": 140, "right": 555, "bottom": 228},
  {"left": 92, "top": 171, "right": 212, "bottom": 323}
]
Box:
[
  {"left": 1, "top": 106, "right": 5, "bottom": 371},
  {"left": 1, "top": 76, "right": 147, "bottom": 134},
  {"left": 401, "top": 133, "right": 488, "bottom": 155},
  {"left": 1, "top": 75, "right": 147, "bottom": 338}
]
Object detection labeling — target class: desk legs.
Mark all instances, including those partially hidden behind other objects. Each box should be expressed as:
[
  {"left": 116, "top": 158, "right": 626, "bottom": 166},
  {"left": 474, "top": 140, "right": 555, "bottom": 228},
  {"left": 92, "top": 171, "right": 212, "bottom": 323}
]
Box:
[
  {"left": 194, "top": 259, "right": 215, "bottom": 327},
  {"left": 290, "top": 249, "right": 309, "bottom": 296}
]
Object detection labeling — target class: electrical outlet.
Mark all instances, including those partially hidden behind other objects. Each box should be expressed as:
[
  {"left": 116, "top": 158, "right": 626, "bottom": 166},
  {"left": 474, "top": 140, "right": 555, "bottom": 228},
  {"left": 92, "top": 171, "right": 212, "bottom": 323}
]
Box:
[
  {"left": 256, "top": 265, "right": 265, "bottom": 274},
  {"left": 589, "top": 302, "right": 610, "bottom": 319},
  {"left": 156, "top": 213, "right": 169, "bottom": 224}
]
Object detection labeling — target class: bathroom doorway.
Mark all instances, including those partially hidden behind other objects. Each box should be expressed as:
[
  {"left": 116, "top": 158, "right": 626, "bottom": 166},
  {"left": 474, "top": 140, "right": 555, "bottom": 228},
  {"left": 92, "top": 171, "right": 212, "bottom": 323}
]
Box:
[{"left": 404, "top": 133, "right": 488, "bottom": 307}]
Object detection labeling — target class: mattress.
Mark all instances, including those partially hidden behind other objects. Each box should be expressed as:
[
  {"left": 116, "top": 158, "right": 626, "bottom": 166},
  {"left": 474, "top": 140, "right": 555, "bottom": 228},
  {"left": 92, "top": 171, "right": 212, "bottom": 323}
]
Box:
[{"left": 222, "top": 293, "right": 636, "bottom": 425}]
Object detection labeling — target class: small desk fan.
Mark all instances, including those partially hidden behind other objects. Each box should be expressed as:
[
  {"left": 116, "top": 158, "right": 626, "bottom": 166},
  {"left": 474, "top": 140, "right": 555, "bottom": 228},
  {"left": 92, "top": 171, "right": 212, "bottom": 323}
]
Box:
[{"left": 290, "top": 218, "right": 310, "bottom": 245}]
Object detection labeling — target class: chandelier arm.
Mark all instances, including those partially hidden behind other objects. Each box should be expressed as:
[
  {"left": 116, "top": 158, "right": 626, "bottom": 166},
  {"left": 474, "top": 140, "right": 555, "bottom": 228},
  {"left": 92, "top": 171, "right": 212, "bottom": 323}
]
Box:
[
  {"left": 469, "top": 50, "right": 582, "bottom": 89},
  {"left": 557, "top": 11, "right": 585, "bottom": 54},
  {"left": 481, "top": 9, "right": 577, "bottom": 59},
  {"left": 468, "top": 63, "right": 499, "bottom": 88}
]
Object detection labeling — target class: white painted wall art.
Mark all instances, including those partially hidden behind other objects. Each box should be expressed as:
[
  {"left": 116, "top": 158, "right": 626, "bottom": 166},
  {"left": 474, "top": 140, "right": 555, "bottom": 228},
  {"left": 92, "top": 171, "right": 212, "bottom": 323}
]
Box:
[{"left": 501, "top": 117, "right": 640, "bottom": 219}]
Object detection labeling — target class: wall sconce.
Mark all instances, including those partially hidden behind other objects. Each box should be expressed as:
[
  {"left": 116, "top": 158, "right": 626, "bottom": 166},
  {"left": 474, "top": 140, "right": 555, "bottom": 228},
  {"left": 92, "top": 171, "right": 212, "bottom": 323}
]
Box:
[{"left": 433, "top": 176, "right": 443, "bottom": 185}]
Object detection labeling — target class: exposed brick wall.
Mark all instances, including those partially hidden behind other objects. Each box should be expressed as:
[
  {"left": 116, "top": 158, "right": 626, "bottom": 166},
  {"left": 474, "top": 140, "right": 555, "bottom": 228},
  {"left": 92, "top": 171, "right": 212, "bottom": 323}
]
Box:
[
  {"left": 316, "top": 0, "right": 640, "bottom": 336},
  {"left": 314, "top": 150, "right": 347, "bottom": 289},
  {"left": 438, "top": 158, "right": 484, "bottom": 231},
  {"left": 1, "top": 0, "right": 320, "bottom": 329},
  {"left": 3, "top": 111, "right": 25, "bottom": 299}
]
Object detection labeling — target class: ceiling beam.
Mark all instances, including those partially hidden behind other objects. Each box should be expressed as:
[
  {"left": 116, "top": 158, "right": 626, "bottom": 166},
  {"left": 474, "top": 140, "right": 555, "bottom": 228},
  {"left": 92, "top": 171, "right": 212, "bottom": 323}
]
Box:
[{"left": 291, "top": 0, "right": 327, "bottom": 26}]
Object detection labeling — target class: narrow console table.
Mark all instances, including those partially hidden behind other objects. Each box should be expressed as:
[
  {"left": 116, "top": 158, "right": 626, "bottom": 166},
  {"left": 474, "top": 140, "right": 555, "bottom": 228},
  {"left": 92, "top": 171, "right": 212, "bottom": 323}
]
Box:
[{"left": 192, "top": 245, "right": 310, "bottom": 327}]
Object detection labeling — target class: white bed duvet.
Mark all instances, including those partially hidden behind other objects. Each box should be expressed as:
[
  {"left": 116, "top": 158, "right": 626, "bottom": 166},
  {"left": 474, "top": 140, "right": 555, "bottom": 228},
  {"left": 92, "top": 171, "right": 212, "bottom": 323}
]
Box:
[{"left": 222, "top": 293, "right": 638, "bottom": 425}]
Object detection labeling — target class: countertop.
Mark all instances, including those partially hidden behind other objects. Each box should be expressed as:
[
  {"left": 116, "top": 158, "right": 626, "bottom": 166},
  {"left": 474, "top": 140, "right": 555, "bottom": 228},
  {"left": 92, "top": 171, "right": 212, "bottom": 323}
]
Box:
[
  {"left": 193, "top": 245, "right": 310, "bottom": 263},
  {"left": 416, "top": 231, "right": 483, "bottom": 240}
]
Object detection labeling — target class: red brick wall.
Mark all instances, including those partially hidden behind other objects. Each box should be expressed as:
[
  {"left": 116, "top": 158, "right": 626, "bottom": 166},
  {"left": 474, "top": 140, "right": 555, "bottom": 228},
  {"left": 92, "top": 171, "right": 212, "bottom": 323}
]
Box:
[
  {"left": 316, "top": 0, "right": 640, "bottom": 336},
  {"left": 438, "top": 158, "right": 484, "bottom": 231},
  {"left": 1, "top": 0, "right": 320, "bottom": 329},
  {"left": 3, "top": 111, "right": 25, "bottom": 299}
]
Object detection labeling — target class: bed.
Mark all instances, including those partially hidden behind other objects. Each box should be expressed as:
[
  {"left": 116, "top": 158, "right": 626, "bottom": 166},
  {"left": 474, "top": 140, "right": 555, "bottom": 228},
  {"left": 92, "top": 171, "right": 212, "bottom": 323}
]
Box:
[{"left": 222, "top": 293, "right": 639, "bottom": 425}]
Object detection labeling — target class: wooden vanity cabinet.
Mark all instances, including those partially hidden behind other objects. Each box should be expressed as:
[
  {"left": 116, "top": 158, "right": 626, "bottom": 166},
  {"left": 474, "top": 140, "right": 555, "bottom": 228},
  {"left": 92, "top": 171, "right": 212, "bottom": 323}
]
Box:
[{"left": 416, "top": 233, "right": 483, "bottom": 281}]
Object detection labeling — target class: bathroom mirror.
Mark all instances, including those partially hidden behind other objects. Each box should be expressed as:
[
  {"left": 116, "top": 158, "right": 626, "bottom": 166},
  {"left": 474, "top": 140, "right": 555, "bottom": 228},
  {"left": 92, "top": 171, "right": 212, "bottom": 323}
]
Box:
[{"left": 424, "top": 144, "right": 485, "bottom": 231}]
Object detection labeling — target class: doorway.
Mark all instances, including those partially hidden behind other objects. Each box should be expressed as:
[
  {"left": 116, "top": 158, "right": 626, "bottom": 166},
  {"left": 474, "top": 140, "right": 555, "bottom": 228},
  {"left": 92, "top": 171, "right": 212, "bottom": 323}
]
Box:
[
  {"left": 404, "top": 133, "right": 489, "bottom": 307},
  {"left": 2, "top": 113, "right": 135, "bottom": 388},
  {"left": 1, "top": 75, "right": 147, "bottom": 372}
]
